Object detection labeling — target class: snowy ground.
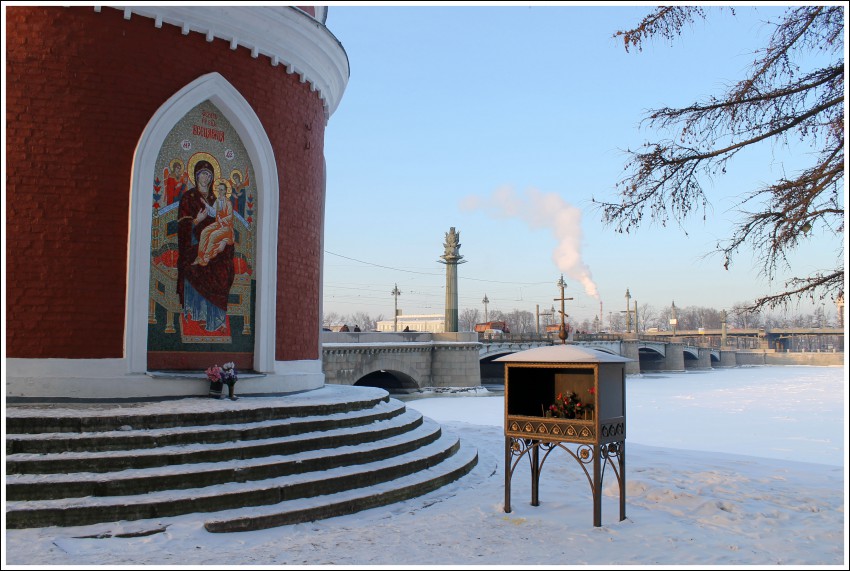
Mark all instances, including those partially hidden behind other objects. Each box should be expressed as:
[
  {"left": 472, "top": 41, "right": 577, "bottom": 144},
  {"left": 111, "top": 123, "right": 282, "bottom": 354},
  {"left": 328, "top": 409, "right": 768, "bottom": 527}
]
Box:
[{"left": 3, "top": 365, "right": 847, "bottom": 567}]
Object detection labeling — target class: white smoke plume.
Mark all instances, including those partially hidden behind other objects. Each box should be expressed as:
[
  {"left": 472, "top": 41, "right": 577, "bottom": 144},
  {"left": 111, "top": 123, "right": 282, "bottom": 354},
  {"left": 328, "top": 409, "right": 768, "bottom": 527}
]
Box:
[{"left": 460, "top": 186, "right": 599, "bottom": 299}]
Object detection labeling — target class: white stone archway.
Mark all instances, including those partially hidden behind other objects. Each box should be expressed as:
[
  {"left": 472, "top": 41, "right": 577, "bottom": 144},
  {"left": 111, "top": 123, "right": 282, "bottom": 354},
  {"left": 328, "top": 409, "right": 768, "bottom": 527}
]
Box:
[{"left": 127, "top": 72, "right": 279, "bottom": 376}]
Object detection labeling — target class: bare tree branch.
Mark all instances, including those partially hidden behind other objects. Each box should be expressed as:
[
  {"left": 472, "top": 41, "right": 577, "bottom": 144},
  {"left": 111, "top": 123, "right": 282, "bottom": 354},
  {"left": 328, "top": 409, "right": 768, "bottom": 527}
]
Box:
[{"left": 598, "top": 6, "right": 844, "bottom": 311}]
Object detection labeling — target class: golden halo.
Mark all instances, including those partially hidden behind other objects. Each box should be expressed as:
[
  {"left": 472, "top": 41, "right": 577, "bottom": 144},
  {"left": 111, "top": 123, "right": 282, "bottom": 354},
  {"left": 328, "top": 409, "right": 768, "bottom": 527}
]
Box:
[
  {"left": 214, "top": 178, "right": 233, "bottom": 199},
  {"left": 187, "top": 152, "right": 221, "bottom": 187},
  {"left": 229, "top": 169, "right": 244, "bottom": 187}
]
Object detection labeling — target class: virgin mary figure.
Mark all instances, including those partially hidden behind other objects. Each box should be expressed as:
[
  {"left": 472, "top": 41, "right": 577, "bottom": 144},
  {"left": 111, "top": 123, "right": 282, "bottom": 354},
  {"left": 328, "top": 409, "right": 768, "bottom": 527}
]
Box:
[{"left": 176, "top": 157, "right": 236, "bottom": 333}]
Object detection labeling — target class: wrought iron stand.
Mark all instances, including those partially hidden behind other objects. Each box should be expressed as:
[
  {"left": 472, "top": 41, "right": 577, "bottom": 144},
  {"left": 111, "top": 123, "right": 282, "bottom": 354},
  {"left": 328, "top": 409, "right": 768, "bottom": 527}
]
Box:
[{"left": 504, "top": 436, "right": 625, "bottom": 527}]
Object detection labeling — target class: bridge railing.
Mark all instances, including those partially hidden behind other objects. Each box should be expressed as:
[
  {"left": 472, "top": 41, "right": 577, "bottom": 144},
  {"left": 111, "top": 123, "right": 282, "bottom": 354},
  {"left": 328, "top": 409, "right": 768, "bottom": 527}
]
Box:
[
  {"left": 478, "top": 333, "right": 628, "bottom": 343},
  {"left": 574, "top": 333, "right": 623, "bottom": 342},
  {"left": 477, "top": 333, "right": 557, "bottom": 344}
]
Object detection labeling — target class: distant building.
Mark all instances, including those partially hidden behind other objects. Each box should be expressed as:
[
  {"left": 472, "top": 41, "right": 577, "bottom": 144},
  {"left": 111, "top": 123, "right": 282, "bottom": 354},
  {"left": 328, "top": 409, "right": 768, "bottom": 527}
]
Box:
[
  {"left": 473, "top": 321, "right": 510, "bottom": 334},
  {"left": 473, "top": 320, "right": 510, "bottom": 340},
  {"left": 376, "top": 314, "right": 445, "bottom": 333}
]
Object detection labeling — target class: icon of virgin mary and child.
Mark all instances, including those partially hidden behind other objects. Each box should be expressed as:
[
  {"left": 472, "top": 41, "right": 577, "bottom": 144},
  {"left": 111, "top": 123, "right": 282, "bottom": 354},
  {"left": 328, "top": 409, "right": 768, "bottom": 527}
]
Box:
[{"left": 176, "top": 157, "right": 236, "bottom": 334}]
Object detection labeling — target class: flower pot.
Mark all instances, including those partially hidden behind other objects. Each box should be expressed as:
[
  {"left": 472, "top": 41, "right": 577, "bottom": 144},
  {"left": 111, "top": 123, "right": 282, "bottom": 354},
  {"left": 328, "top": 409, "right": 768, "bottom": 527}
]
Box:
[
  {"left": 209, "top": 380, "right": 223, "bottom": 399},
  {"left": 227, "top": 381, "right": 237, "bottom": 400}
]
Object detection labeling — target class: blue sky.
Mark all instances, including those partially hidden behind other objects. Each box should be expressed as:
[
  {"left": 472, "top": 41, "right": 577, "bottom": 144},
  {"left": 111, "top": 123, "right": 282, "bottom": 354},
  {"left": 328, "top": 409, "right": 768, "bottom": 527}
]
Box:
[{"left": 321, "top": 4, "right": 843, "bottom": 325}]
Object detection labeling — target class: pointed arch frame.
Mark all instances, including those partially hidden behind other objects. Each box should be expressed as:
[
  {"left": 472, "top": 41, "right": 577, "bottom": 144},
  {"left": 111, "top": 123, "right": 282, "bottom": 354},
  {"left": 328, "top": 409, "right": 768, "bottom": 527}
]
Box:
[{"left": 126, "top": 72, "right": 278, "bottom": 373}]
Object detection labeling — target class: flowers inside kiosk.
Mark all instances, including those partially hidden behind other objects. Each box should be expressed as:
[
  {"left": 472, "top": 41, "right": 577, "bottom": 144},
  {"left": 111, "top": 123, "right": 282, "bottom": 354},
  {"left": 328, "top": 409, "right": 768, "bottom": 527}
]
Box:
[{"left": 496, "top": 344, "right": 633, "bottom": 527}]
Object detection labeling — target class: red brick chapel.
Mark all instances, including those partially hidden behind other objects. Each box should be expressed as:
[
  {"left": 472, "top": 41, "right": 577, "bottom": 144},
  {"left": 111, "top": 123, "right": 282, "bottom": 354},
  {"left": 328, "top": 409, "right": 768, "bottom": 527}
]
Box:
[{"left": 5, "top": 6, "right": 349, "bottom": 399}]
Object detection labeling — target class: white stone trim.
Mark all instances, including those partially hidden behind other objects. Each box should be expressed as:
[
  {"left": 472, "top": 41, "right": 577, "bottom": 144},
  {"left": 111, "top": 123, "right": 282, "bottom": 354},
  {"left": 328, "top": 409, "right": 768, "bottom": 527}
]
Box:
[
  {"left": 318, "top": 158, "right": 327, "bottom": 366},
  {"left": 312, "top": 6, "right": 328, "bottom": 25},
  {"left": 105, "top": 6, "right": 349, "bottom": 119},
  {"left": 127, "top": 72, "right": 278, "bottom": 375},
  {"left": 5, "top": 358, "right": 323, "bottom": 399},
  {"left": 6, "top": 358, "right": 131, "bottom": 380},
  {"left": 270, "top": 359, "right": 325, "bottom": 393}
]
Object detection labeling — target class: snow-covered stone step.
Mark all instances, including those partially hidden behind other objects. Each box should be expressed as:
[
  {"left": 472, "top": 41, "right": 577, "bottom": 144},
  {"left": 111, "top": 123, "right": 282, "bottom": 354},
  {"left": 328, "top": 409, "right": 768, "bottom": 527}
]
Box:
[
  {"left": 5, "top": 385, "right": 391, "bottom": 434},
  {"left": 6, "top": 398, "right": 407, "bottom": 456},
  {"left": 6, "top": 414, "right": 442, "bottom": 501},
  {"left": 5, "top": 427, "right": 471, "bottom": 529},
  {"left": 6, "top": 403, "right": 420, "bottom": 476},
  {"left": 204, "top": 441, "right": 480, "bottom": 532}
]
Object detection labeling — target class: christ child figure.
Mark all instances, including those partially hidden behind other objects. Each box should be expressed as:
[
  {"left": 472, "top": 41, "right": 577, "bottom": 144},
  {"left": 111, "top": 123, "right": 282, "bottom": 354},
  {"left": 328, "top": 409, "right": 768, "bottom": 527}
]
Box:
[{"left": 193, "top": 180, "right": 235, "bottom": 267}]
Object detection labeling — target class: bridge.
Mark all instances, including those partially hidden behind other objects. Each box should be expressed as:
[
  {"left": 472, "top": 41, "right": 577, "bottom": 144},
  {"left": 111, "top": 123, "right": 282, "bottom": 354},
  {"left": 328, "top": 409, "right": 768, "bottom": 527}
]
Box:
[
  {"left": 321, "top": 331, "right": 481, "bottom": 391},
  {"left": 479, "top": 338, "right": 730, "bottom": 377},
  {"left": 322, "top": 331, "right": 842, "bottom": 392},
  {"left": 322, "top": 332, "right": 727, "bottom": 391},
  {"left": 639, "top": 327, "right": 844, "bottom": 352}
]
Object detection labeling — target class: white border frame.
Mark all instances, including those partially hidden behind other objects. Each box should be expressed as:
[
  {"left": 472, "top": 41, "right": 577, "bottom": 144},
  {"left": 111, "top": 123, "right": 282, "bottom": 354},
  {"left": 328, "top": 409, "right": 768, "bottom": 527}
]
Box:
[{"left": 126, "top": 72, "right": 279, "bottom": 374}]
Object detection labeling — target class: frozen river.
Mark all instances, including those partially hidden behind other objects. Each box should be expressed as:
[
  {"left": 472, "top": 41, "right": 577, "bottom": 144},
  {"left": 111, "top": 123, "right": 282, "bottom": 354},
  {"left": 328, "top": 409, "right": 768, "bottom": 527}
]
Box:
[{"left": 407, "top": 364, "right": 847, "bottom": 467}]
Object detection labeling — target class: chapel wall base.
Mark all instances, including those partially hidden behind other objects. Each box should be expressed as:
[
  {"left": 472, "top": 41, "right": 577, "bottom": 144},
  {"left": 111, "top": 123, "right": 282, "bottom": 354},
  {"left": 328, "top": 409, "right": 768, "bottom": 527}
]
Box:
[{"left": 5, "top": 358, "right": 324, "bottom": 402}]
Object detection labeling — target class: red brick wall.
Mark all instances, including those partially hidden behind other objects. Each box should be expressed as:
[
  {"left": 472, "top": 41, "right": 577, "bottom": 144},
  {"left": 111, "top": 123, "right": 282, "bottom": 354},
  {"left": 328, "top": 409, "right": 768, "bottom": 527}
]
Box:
[{"left": 5, "top": 6, "right": 325, "bottom": 361}]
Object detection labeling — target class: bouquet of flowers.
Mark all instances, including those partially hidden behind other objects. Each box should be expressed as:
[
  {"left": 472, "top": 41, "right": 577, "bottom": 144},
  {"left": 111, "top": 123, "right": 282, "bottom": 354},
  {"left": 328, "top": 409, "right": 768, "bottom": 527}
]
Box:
[
  {"left": 220, "top": 362, "right": 238, "bottom": 386},
  {"left": 206, "top": 365, "right": 222, "bottom": 384},
  {"left": 206, "top": 364, "right": 223, "bottom": 399},
  {"left": 544, "top": 388, "right": 595, "bottom": 420},
  {"left": 206, "top": 362, "right": 238, "bottom": 399}
]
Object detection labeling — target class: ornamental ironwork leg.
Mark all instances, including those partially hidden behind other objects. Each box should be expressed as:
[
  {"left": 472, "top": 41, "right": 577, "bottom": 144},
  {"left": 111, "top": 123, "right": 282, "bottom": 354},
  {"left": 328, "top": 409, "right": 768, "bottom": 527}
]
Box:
[
  {"left": 531, "top": 440, "right": 540, "bottom": 507},
  {"left": 593, "top": 443, "right": 601, "bottom": 527},
  {"left": 504, "top": 436, "right": 512, "bottom": 513},
  {"left": 619, "top": 441, "right": 626, "bottom": 522}
]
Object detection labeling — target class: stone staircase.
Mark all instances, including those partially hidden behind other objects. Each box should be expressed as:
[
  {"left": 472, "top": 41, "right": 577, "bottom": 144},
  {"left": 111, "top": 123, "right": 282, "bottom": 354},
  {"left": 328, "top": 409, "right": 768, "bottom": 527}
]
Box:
[{"left": 5, "top": 385, "right": 478, "bottom": 533}]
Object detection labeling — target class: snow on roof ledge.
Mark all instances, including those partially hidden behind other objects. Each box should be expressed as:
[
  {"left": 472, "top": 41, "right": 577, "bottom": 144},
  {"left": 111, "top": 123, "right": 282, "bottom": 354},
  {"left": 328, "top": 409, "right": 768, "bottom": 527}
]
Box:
[{"left": 494, "top": 344, "right": 634, "bottom": 363}]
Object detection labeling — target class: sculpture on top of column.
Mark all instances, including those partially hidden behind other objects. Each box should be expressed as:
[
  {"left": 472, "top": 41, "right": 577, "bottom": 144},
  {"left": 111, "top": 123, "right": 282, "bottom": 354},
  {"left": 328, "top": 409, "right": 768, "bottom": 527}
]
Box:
[{"left": 439, "top": 227, "right": 466, "bottom": 332}]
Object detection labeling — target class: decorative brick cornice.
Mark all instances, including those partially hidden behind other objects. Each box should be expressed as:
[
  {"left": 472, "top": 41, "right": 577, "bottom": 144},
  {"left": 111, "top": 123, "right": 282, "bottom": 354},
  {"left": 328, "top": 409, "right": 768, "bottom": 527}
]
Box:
[{"left": 100, "top": 5, "right": 349, "bottom": 120}]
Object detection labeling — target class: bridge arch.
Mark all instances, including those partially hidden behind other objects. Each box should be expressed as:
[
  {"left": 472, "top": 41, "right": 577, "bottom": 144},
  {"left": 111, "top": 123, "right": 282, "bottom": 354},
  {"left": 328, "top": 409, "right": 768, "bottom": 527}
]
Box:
[
  {"left": 479, "top": 341, "right": 552, "bottom": 360},
  {"left": 682, "top": 347, "right": 700, "bottom": 360},
  {"left": 637, "top": 346, "right": 665, "bottom": 370},
  {"left": 589, "top": 346, "right": 619, "bottom": 355},
  {"left": 681, "top": 349, "right": 700, "bottom": 370},
  {"left": 355, "top": 369, "right": 420, "bottom": 393},
  {"left": 480, "top": 351, "right": 515, "bottom": 385},
  {"left": 330, "top": 347, "right": 429, "bottom": 389}
]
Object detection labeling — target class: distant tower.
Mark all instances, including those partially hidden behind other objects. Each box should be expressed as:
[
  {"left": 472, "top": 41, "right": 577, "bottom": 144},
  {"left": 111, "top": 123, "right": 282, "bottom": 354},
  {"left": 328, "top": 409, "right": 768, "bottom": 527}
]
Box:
[
  {"left": 391, "top": 283, "right": 402, "bottom": 332},
  {"left": 438, "top": 227, "right": 466, "bottom": 332}
]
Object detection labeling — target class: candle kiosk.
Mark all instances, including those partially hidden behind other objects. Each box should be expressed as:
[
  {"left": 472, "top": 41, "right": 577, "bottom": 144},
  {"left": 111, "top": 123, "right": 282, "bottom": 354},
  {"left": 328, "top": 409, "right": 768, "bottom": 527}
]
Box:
[{"left": 496, "top": 345, "right": 632, "bottom": 527}]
